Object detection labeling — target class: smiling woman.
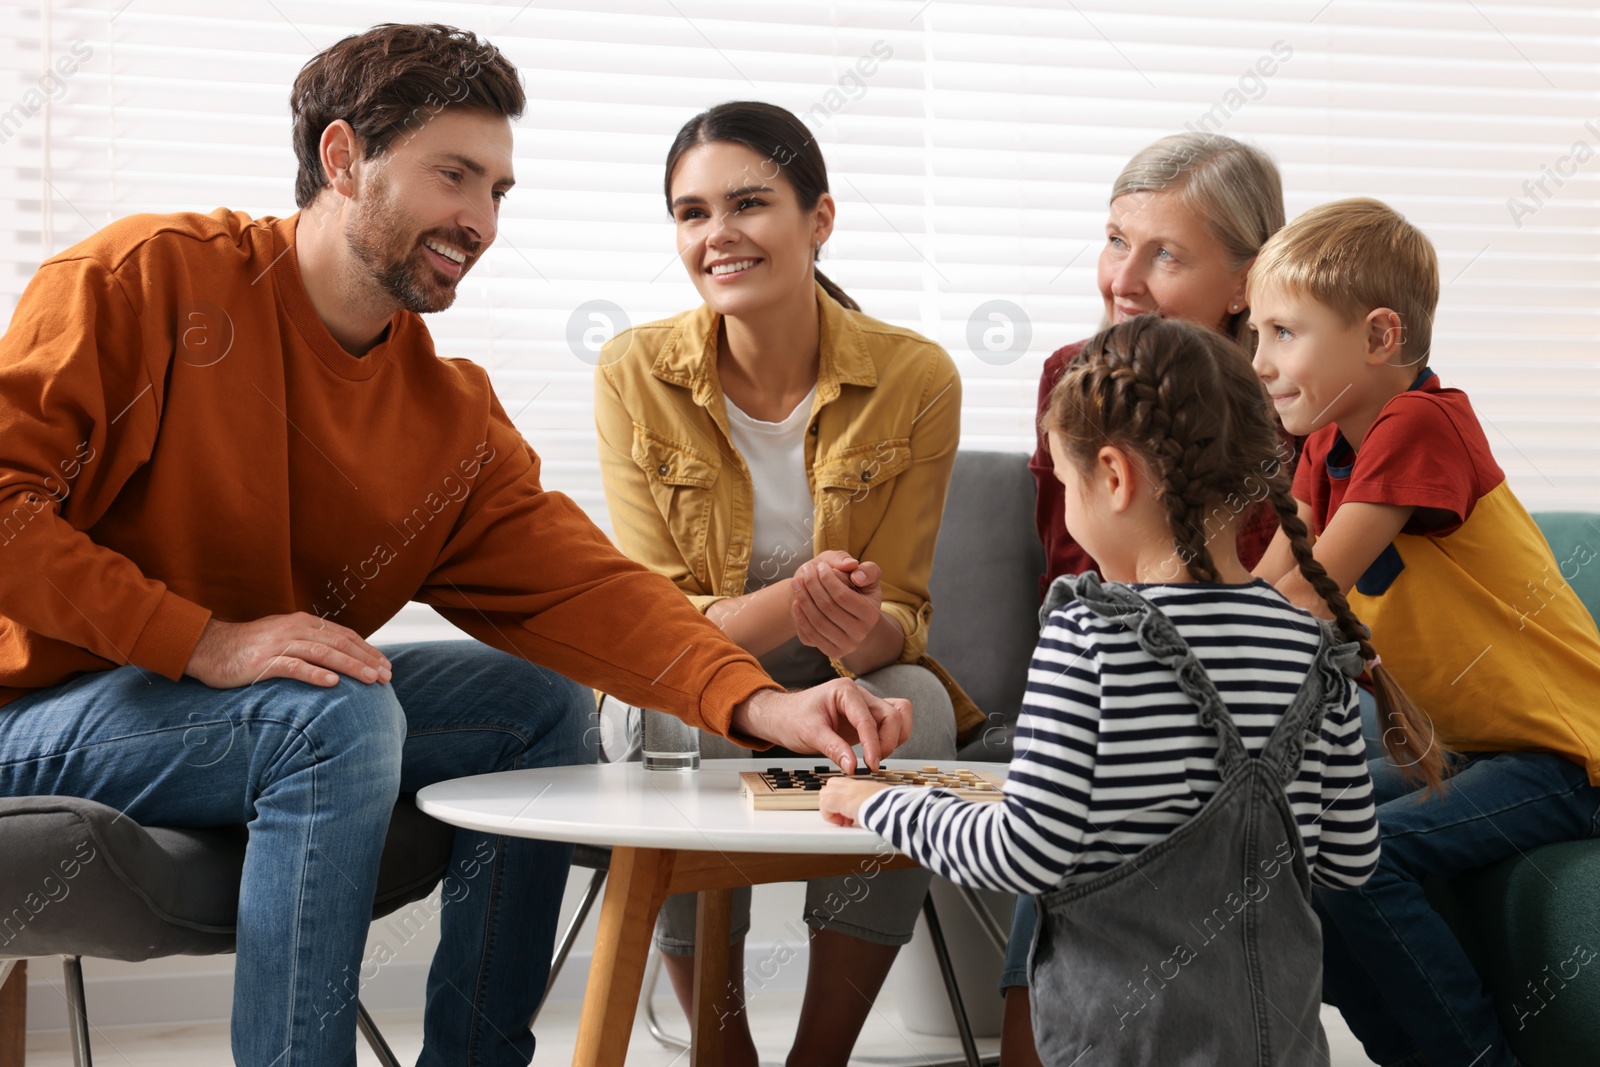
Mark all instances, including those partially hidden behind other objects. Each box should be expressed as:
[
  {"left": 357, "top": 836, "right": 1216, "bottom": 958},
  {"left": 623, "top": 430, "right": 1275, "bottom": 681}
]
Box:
[
  {"left": 592, "top": 101, "right": 976, "bottom": 1067},
  {"left": 662, "top": 102, "right": 859, "bottom": 318},
  {"left": 1029, "top": 131, "right": 1288, "bottom": 595}
]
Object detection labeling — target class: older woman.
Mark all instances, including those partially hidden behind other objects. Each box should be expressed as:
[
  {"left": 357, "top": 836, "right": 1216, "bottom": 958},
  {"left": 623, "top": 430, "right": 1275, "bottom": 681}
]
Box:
[
  {"left": 1007, "top": 131, "right": 1289, "bottom": 1066},
  {"left": 1032, "top": 132, "right": 1288, "bottom": 592}
]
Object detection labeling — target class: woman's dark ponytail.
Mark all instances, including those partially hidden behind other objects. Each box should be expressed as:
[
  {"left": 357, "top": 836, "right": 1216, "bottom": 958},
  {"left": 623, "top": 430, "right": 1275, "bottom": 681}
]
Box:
[{"left": 813, "top": 268, "right": 859, "bottom": 312}]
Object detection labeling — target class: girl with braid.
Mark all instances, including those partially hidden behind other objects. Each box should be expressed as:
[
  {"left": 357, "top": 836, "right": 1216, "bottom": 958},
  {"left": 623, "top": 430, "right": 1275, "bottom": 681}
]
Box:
[
  {"left": 823, "top": 314, "right": 1399, "bottom": 1066},
  {"left": 1005, "top": 131, "right": 1291, "bottom": 1066}
]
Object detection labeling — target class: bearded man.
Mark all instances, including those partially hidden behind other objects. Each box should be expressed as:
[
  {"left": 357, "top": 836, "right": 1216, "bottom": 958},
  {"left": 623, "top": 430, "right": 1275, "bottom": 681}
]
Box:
[{"left": 0, "top": 23, "right": 910, "bottom": 1067}]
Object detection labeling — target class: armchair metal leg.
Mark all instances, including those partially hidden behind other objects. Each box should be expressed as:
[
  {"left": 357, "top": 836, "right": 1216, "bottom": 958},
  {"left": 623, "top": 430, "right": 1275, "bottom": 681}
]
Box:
[
  {"left": 530, "top": 865, "right": 608, "bottom": 1029},
  {"left": 355, "top": 999, "right": 402, "bottom": 1067},
  {"left": 922, "top": 896, "right": 982, "bottom": 1067},
  {"left": 641, "top": 948, "right": 690, "bottom": 1052},
  {"left": 50, "top": 958, "right": 398, "bottom": 1067},
  {"left": 62, "top": 957, "right": 92, "bottom": 1067}
]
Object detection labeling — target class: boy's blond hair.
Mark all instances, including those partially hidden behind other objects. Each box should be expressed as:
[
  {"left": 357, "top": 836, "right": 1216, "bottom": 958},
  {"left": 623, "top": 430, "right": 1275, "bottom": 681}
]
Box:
[{"left": 1249, "top": 197, "right": 1439, "bottom": 367}]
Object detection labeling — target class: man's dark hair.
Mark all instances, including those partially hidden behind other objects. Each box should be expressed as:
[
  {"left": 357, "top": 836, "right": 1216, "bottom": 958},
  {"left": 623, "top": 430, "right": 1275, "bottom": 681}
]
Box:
[{"left": 290, "top": 23, "right": 524, "bottom": 209}]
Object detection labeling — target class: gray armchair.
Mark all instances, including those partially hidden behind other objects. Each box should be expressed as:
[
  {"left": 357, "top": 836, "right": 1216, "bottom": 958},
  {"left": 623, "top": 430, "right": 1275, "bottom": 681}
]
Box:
[{"left": 0, "top": 794, "right": 453, "bottom": 1066}]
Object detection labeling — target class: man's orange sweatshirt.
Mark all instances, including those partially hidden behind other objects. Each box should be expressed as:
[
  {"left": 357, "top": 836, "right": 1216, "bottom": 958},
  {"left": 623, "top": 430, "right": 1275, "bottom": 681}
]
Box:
[{"left": 0, "top": 209, "right": 777, "bottom": 734}]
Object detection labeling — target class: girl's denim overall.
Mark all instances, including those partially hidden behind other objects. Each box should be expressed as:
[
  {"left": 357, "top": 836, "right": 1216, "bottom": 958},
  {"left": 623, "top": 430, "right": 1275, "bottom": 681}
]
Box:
[{"left": 1029, "top": 574, "right": 1362, "bottom": 1066}]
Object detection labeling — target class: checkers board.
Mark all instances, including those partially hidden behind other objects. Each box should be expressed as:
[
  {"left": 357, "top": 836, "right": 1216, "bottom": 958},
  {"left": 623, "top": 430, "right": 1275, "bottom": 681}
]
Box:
[{"left": 739, "top": 763, "right": 1006, "bottom": 811}]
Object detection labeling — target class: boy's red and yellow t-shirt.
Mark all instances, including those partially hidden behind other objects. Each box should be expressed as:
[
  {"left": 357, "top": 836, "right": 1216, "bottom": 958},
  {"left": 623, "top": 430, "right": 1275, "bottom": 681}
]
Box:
[{"left": 1294, "top": 370, "right": 1600, "bottom": 784}]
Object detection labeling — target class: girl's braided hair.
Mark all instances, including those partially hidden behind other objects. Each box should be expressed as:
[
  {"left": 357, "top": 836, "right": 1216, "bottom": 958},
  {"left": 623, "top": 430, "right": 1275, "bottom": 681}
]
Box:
[{"left": 1042, "top": 314, "right": 1448, "bottom": 790}]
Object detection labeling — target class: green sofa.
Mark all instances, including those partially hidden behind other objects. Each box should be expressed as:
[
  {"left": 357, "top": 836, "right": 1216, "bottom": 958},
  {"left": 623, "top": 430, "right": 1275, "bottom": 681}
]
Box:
[{"left": 1427, "top": 512, "right": 1600, "bottom": 1067}]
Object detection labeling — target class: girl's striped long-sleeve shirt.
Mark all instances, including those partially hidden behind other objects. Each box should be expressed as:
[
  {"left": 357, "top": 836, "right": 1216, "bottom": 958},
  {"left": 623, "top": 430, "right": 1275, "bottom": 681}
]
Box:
[{"left": 858, "top": 581, "right": 1380, "bottom": 894}]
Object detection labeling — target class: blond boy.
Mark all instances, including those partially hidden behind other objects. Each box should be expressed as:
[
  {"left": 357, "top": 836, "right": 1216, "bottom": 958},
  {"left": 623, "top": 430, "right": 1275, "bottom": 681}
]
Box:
[{"left": 1248, "top": 197, "right": 1600, "bottom": 1067}]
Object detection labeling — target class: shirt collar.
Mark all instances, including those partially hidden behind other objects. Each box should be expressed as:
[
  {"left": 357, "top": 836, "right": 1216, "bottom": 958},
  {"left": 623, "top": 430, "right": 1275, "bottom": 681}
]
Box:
[
  {"left": 650, "top": 281, "right": 878, "bottom": 407},
  {"left": 1325, "top": 367, "right": 1438, "bottom": 479}
]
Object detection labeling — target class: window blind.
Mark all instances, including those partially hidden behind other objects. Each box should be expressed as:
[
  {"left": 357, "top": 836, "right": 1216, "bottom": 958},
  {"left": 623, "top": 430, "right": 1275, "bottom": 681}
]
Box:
[{"left": 4, "top": 0, "right": 1596, "bottom": 645}]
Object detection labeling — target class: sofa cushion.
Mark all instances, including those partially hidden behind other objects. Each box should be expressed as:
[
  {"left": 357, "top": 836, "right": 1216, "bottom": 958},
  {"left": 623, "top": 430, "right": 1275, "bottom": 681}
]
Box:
[
  {"left": 1530, "top": 512, "right": 1600, "bottom": 622},
  {"left": 1428, "top": 839, "right": 1600, "bottom": 1065}
]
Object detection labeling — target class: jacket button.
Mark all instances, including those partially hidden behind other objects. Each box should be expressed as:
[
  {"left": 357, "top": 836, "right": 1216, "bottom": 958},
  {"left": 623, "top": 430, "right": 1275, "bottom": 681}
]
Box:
[
  {"left": 809, "top": 423, "right": 818, "bottom": 435},
  {"left": 657, "top": 463, "right": 669, "bottom": 476},
  {"left": 861, "top": 469, "right": 873, "bottom": 481}
]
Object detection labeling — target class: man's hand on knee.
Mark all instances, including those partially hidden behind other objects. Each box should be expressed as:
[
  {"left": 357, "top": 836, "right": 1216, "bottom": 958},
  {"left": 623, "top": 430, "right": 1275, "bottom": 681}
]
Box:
[
  {"left": 185, "top": 613, "right": 393, "bottom": 689},
  {"left": 729, "top": 679, "right": 913, "bottom": 773}
]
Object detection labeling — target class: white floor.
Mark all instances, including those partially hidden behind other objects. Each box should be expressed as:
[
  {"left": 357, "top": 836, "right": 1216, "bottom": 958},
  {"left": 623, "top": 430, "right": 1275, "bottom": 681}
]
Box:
[{"left": 24, "top": 992, "right": 1379, "bottom": 1066}]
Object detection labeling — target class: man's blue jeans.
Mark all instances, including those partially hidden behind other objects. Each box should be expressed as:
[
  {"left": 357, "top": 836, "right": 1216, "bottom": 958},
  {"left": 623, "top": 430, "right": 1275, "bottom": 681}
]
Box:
[
  {"left": 0, "top": 640, "right": 594, "bottom": 1067},
  {"left": 1315, "top": 697, "right": 1600, "bottom": 1067}
]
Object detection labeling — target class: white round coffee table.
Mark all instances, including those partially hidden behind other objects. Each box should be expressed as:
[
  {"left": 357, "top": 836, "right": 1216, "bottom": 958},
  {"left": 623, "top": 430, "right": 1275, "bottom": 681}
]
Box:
[{"left": 418, "top": 757, "right": 1008, "bottom": 1067}]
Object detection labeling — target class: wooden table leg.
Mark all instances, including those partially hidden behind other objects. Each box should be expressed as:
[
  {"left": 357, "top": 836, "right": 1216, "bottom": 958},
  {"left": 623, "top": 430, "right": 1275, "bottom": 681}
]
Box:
[
  {"left": 0, "top": 960, "right": 24, "bottom": 1067},
  {"left": 691, "top": 889, "right": 733, "bottom": 1067},
  {"left": 569, "top": 847, "right": 917, "bottom": 1067},
  {"left": 573, "top": 848, "right": 674, "bottom": 1067}
]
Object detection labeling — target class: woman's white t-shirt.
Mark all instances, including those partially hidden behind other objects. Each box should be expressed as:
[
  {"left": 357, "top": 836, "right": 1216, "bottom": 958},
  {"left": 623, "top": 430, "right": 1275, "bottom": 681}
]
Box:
[
  {"left": 725, "top": 385, "right": 817, "bottom": 592},
  {"left": 725, "top": 385, "right": 833, "bottom": 686}
]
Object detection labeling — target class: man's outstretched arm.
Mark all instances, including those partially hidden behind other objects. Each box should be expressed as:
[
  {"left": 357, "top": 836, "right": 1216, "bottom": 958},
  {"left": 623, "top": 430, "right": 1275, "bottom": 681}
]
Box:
[{"left": 417, "top": 408, "right": 911, "bottom": 761}]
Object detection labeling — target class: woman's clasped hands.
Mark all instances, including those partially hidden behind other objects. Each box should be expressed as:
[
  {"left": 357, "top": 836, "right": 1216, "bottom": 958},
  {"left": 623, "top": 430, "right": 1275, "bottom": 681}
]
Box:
[{"left": 790, "top": 549, "right": 884, "bottom": 659}]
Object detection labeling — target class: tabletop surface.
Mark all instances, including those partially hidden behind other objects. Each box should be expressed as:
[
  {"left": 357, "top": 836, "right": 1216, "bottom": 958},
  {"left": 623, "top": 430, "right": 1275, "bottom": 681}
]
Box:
[{"left": 416, "top": 758, "right": 1011, "bottom": 854}]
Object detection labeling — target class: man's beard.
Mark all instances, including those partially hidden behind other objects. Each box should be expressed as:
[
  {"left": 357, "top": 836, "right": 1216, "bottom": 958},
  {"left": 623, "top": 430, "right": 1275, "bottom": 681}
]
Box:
[{"left": 345, "top": 183, "right": 476, "bottom": 315}]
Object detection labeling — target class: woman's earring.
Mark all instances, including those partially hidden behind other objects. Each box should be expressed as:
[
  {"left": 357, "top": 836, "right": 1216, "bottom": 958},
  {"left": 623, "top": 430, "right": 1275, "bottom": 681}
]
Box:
[{"left": 1231, "top": 303, "right": 1241, "bottom": 312}]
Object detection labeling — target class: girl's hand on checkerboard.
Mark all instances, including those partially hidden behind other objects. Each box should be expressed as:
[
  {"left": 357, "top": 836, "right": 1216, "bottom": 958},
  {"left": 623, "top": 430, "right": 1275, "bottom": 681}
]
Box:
[
  {"left": 791, "top": 551, "right": 883, "bottom": 658},
  {"left": 818, "top": 776, "right": 893, "bottom": 827}
]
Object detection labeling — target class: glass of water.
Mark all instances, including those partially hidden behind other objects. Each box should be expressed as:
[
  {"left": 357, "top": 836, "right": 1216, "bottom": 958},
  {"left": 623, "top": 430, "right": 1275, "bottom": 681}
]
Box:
[{"left": 642, "top": 708, "right": 700, "bottom": 772}]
